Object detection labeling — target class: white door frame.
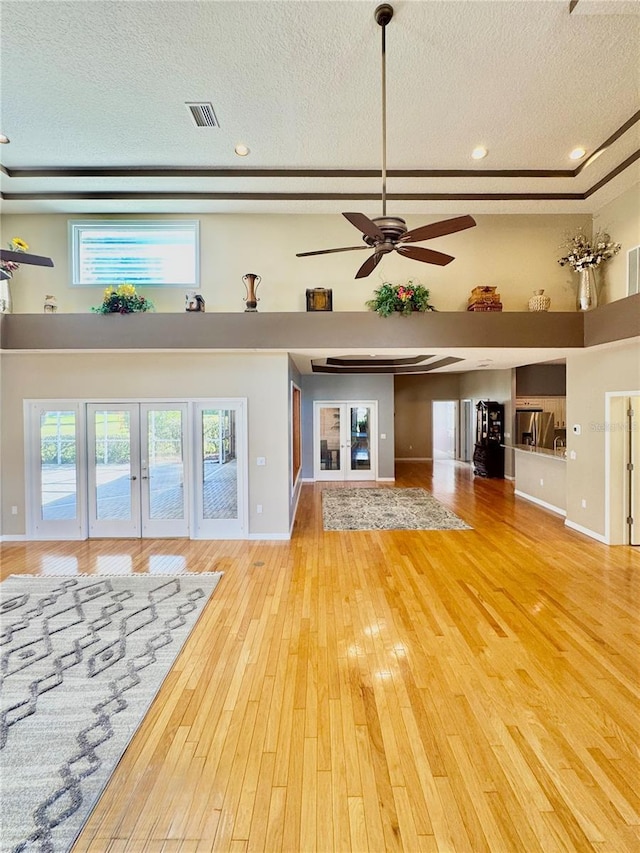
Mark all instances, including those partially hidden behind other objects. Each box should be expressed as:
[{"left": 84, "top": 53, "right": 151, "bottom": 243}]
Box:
[
  {"left": 25, "top": 397, "right": 248, "bottom": 541},
  {"left": 313, "top": 401, "right": 377, "bottom": 481},
  {"left": 605, "top": 391, "right": 640, "bottom": 545},
  {"left": 25, "top": 401, "right": 88, "bottom": 540},
  {"left": 192, "top": 399, "right": 248, "bottom": 539},
  {"left": 87, "top": 403, "right": 142, "bottom": 538}
]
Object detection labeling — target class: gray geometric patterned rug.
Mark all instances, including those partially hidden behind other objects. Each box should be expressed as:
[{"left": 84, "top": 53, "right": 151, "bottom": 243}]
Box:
[
  {"left": 0, "top": 573, "right": 223, "bottom": 853},
  {"left": 322, "top": 487, "right": 472, "bottom": 531}
]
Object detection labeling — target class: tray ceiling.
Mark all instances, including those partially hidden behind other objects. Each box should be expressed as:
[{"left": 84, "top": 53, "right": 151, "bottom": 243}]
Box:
[{"left": 1, "top": 0, "right": 639, "bottom": 215}]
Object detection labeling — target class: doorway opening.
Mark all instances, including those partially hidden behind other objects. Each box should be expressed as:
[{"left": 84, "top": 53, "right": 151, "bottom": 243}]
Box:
[{"left": 432, "top": 400, "right": 458, "bottom": 461}]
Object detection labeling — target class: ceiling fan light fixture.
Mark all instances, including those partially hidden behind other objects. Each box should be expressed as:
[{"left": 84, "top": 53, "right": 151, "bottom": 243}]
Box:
[
  {"left": 471, "top": 146, "right": 488, "bottom": 160},
  {"left": 569, "top": 146, "right": 586, "bottom": 160},
  {"left": 295, "top": 4, "right": 476, "bottom": 277}
]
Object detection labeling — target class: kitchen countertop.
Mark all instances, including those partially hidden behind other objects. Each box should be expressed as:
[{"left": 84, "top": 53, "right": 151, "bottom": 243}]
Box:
[{"left": 508, "top": 444, "right": 567, "bottom": 460}]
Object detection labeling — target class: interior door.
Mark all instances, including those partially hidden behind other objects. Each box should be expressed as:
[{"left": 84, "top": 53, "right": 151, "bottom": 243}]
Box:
[
  {"left": 630, "top": 396, "right": 639, "bottom": 546},
  {"left": 87, "top": 403, "right": 189, "bottom": 538},
  {"left": 314, "top": 402, "right": 376, "bottom": 481}
]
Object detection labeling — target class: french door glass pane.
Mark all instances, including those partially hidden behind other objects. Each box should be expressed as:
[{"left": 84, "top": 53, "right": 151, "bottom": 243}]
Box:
[
  {"left": 350, "top": 406, "right": 371, "bottom": 471},
  {"left": 40, "top": 410, "right": 77, "bottom": 520},
  {"left": 202, "top": 409, "right": 238, "bottom": 519},
  {"left": 320, "top": 406, "right": 341, "bottom": 471},
  {"left": 94, "top": 410, "right": 132, "bottom": 520},
  {"left": 147, "top": 409, "right": 184, "bottom": 519}
]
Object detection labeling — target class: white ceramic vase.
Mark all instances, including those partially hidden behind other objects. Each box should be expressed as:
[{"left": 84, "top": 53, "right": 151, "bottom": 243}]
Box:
[
  {"left": 577, "top": 267, "right": 598, "bottom": 312},
  {"left": 528, "top": 289, "right": 551, "bottom": 312},
  {"left": 0, "top": 277, "right": 12, "bottom": 313}
]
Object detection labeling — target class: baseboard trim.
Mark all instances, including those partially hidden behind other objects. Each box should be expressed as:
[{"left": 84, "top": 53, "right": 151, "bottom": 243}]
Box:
[
  {"left": 301, "top": 478, "right": 315, "bottom": 483},
  {"left": 514, "top": 489, "right": 566, "bottom": 517},
  {"left": 564, "top": 519, "right": 607, "bottom": 544},
  {"left": 504, "top": 474, "right": 515, "bottom": 481},
  {"left": 0, "top": 534, "right": 28, "bottom": 542},
  {"left": 377, "top": 477, "right": 396, "bottom": 482},
  {"left": 395, "top": 457, "right": 431, "bottom": 462},
  {"left": 289, "top": 487, "right": 302, "bottom": 536},
  {"left": 248, "top": 532, "right": 291, "bottom": 541}
]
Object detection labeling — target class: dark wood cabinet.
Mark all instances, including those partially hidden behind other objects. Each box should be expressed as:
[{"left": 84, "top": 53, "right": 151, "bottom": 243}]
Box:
[{"left": 473, "top": 400, "right": 505, "bottom": 478}]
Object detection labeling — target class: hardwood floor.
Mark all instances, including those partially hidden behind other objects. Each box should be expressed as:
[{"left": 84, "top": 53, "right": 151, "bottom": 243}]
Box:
[{"left": 2, "top": 462, "right": 639, "bottom": 852}]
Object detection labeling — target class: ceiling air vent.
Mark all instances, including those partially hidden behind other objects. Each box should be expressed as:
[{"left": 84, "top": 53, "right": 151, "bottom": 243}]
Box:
[{"left": 185, "top": 102, "right": 220, "bottom": 128}]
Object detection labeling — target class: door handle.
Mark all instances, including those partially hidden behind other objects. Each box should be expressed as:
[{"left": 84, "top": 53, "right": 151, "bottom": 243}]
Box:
[
  {"left": 141, "top": 475, "right": 149, "bottom": 480},
  {"left": 130, "top": 475, "right": 137, "bottom": 481}
]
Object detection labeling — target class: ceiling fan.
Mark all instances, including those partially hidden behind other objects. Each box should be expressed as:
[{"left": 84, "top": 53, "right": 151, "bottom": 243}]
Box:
[
  {"left": 296, "top": 3, "right": 476, "bottom": 279},
  {"left": 0, "top": 249, "right": 54, "bottom": 281}
]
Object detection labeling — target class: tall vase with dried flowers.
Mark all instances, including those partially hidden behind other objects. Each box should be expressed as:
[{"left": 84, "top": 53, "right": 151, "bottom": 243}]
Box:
[{"left": 558, "top": 231, "right": 621, "bottom": 311}]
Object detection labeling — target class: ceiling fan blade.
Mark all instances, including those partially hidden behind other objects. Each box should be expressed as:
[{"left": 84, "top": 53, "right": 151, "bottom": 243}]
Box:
[
  {"left": 296, "top": 245, "right": 370, "bottom": 258},
  {"left": 396, "top": 245, "right": 455, "bottom": 266},
  {"left": 0, "top": 268, "right": 11, "bottom": 281},
  {"left": 343, "top": 212, "right": 385, "bottom": 241},
  {"left": 0, "top": 249, "right": 55, "bottom": 267},
  {"left": 400, "top": 215, "right": 477, "bottom": 244},
  {"left": 355, "top": 252, "right": 383, "bottom": 279}
]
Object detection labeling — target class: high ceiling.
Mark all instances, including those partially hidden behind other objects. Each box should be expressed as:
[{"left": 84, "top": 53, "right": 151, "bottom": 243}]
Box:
[{"left": 1, "top": 0, "right": 639, "bottom": 216}]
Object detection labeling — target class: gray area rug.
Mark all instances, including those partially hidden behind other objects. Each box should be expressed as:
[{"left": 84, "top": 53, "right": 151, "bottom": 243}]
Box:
[
  {"left": 322, "top": 487, "right": 471, "bottom": 531},
  {"left": 0, "top": 573, "right": 223, "bottom": 853}
]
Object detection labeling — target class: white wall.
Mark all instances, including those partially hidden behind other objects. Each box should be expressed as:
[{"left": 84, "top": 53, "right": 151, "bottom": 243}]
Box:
[
  {"left": 1, "top": 212, "right": 592, "bottom": 315},
  {"left": 0, "top": 351, "right": 291, "bottom": 537}
]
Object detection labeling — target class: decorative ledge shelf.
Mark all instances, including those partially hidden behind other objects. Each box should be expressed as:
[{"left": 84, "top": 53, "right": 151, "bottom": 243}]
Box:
[{"left": 0, "top": 296, "right": 638, "bottom": 352}]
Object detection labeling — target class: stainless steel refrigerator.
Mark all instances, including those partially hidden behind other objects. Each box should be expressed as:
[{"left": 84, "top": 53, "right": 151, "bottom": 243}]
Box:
[{"left": 515, "top": 409, "right": 555, "bottom": 449}]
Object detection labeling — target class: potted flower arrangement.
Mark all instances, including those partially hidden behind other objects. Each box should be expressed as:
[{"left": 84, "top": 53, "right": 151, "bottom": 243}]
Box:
[
  {"left": 92, "top": 283, "right": 154, "bottom": 314},
  {"left": 558, "top": 230, "right": 621, "bottom": 311},
  {"left": 366, "top": 281, "right": 434, "bottom": 317},
  {"left": 0, "top": 236, "right": 30, "bottom": 278}
]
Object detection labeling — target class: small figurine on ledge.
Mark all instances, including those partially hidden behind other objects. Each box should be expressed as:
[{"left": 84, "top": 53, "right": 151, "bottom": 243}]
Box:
[{"left": 185, "top": 292, "right": 205, "bottom": 312}]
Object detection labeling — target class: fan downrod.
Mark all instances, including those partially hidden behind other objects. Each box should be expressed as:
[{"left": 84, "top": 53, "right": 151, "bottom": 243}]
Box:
[{"left": 375, "top": 4, "right": 394, "bottom": 27}]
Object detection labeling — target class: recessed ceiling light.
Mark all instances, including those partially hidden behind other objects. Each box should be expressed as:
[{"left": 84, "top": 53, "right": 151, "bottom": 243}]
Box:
[
  {"left": 569, "top": 147, "right": 586, "bottom": 160},
  {"left": 0, "top": 134, "right": 9, "bottom": 144},
  {"left": 471, "top": 146, "right": 488, "bottom": 160},
  {"left": 234, "top": 143, "right": 250, "bottom": 157}
]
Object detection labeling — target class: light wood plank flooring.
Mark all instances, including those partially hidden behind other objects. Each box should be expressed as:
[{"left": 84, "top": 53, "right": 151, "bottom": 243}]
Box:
[{"left": 1, "top": 462, "right": 639, "bottom": 852}]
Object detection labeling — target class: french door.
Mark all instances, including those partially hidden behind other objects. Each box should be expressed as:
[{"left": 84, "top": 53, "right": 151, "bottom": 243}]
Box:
[
  {"left": 87, "top": 403, "right": 189, "bottom": 538},
  {"left": 27, "top": 399, "right": 247, "bottom": 540},
  {"left": 314, "top": 401, "right": 377, "bottom": 481}
]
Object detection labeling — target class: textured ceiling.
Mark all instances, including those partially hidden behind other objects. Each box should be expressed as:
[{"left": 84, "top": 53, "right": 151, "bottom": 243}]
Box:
[{"left": 1, "top": 0, "right": 639, "bottom": 214}]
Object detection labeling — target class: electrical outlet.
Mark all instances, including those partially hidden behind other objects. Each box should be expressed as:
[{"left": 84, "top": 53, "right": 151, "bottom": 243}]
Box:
[
  {"left": 581, "top": 499, "right": 587, "bottom": 509},
  {"left": 256, "top": 457, "right": 266, "bottom": 466},
  {"left": 257, "top": 504, "right": 263, "bottom": 514},
  {"left": 380, "top": 433, "right": 386, "bottom": 439},
  {"left": 11, "top": 506, "right": 18, "bottom": 515},
  {"left": 570, "top": 450, "right": 577, "bottom": 460},
  {"left": 540, "top": 479, "right": 544, "bottom": 486}
]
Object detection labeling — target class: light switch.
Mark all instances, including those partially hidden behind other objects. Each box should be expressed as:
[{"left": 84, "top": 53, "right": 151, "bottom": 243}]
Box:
[{"left": 380, "top": 433, "right": 386, "bottom": 439}]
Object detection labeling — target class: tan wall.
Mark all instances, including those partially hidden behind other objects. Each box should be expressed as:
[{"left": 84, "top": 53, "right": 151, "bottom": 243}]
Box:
[
  {"left": 593, "top": 182, "right": 640, "bottom": 304},
  {"left": 394, "top": 374, "right": 461, "bottom": 459},
  {"left": 0, "top": 352, "right": 290, "bottom": 537},
  {"left": 566, "top": 338, "right": 640, "bottom": 537},
  {"left": 513, "top": 450, "right": 566, "bottom": 513},
  {"left": 1, "top": 212, "right": 591, "bottom": 315}
]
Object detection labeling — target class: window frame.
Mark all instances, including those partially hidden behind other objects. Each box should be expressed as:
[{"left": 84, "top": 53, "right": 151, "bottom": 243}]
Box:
[{"left": 69, "top": 219, "right": 200, "bottom": 287}]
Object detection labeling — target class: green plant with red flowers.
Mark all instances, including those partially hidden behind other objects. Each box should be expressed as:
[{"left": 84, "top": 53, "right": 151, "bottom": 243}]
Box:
[{"left": 366, "top": 281, "right": 433, "bottom": 316}]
